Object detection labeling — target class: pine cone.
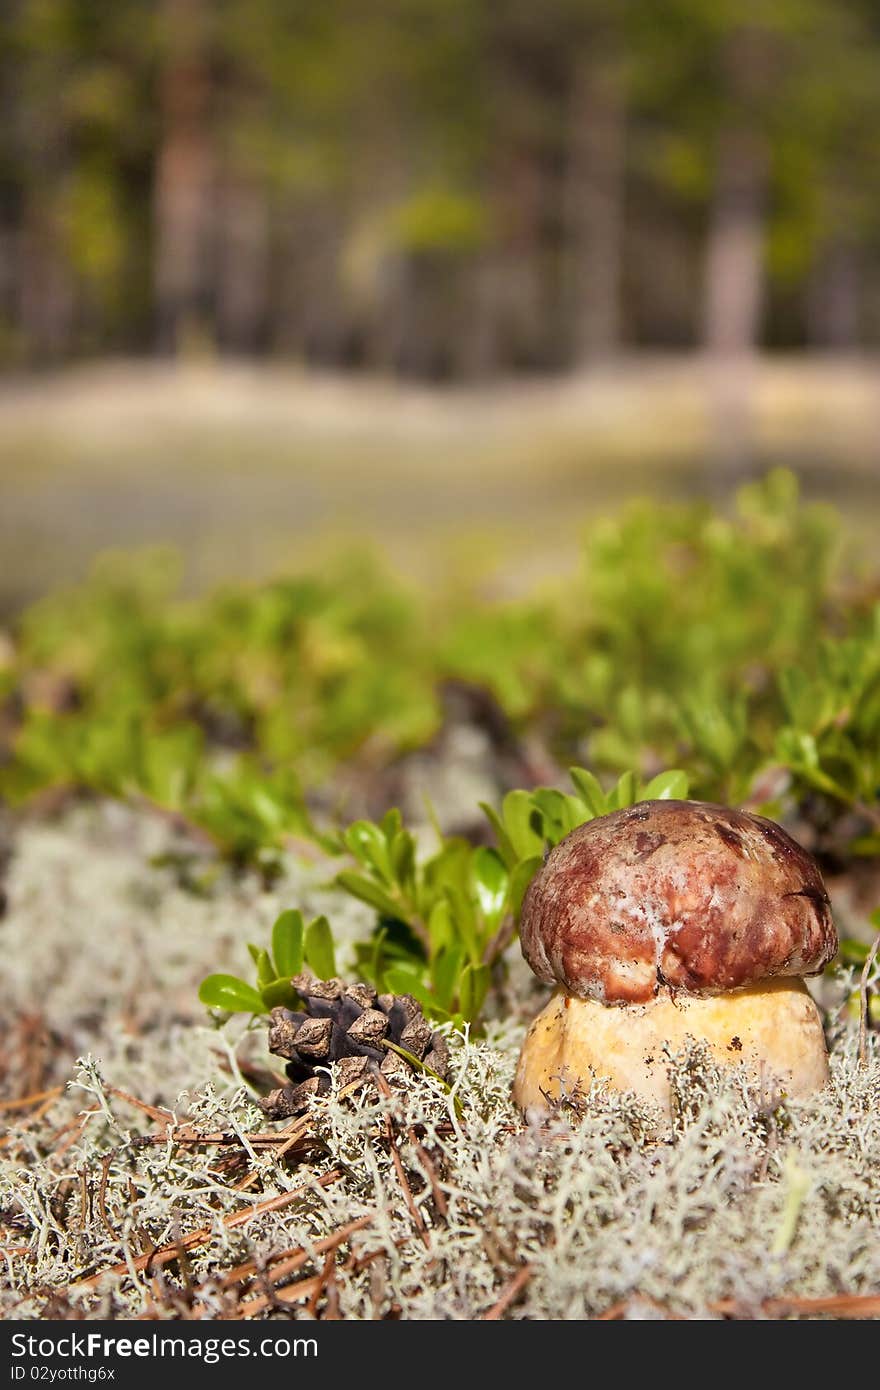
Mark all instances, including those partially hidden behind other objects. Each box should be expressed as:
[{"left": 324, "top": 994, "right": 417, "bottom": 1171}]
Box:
[{"left": 260, "top": 974, "right": 450, "bottom": 1118}]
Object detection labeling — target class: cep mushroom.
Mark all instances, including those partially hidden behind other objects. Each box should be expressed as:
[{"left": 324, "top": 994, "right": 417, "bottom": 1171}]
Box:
[{"left": 513, "top": 800, "right": 837, "bottom": 1115}]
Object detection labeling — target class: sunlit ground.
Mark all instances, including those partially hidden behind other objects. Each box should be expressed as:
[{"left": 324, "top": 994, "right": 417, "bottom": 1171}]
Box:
[{"left": 1, "top": 354, "right": 879, "bottom": 612}]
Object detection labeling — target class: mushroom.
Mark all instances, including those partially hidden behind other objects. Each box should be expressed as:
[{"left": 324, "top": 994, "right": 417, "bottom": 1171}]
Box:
[{"left": 513, "top": 799, "right": 838, "bottom": 1115}]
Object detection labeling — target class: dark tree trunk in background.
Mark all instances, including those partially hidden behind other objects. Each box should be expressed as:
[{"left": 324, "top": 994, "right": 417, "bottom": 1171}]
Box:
[
  {"left": 153, "top": 0, "right": 214, "bottom": 355},
  {"left": 455, "top": 257, "right": 503, "bottom": 379},
  {"left": 272, "top": 202, "right": 351, "bottom": 365},
  {"left": 17, "top": 209, "right": 75, "bottom": 361},
  {"left": 703, "top": 125, "right": 768, "bottom": 358},
  {"left": 9, "top": 0, "right": 75, "bottom": 362},
  {"left": 476, "top": 14, "right": 558, "bottom": 375},
  {"left": 808, "top": 239, "right": 861, "bottom": 350},
  {"left": 564, "top": 53, "right": 625, "bottom": 364},
  {"left": 216, "top": 175, "right": 269, "bottom": 353},
  {"left": 487, "top": 150, "right": 548, "bottom": 372},
  {"left": 703, "top": 22, "right": 773, "bottom": 487},
  {"left": 704, "top": 124, "right": 767, "bottom": 486}
]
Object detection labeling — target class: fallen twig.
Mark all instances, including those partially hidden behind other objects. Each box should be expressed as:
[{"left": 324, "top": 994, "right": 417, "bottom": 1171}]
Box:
[
  {"left": 132, "top": 1127, "right": 313, "bottom": 1148},
  {"left": 597, "top": 1294, "right": 680, "bottom": 1320},
  {"left": 306, "top": 1249, "right": 339, "bottom": 1319},
  {"left": 408, "top": 1125, "right": 448, "bottom": 1221},
  {"left": 597, "top": 1289, "right": 880, "bottom": 1321},
  {"left": 713, "top": 1291, "right": 880, "bottom": 1320},
  {"left": 217, "top": 1215, "right": 373, "bottom": 1293},
  {"left": 0, "top": 1085, "right": 64, "bottom": 1113},
  {"left": 233, "top": 1241, "right": 393, "bottom": 1319},
  {"left": 375, "top": 1073, "right": 430, "bottom": 1250},
  {"left": 0, "top": 1092, "right": 65, "bottom": 1151},
  {"left": 482, "top": 1263, "right": 533, "bottom": 1320},
  {"left": 96, "top": 1153, "right": 117, "bottom": 1242},
  {"left": 71, "top": 1169, "right": 344, "bottom": 1291},
  {"left": 105, "top": 1086, "right": 176, "bottom": 1128}
]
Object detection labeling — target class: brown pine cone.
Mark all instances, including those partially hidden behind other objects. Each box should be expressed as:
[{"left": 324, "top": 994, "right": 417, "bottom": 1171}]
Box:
[{"left": 260, "top": 974, "right": 450, "bottom": 1118}]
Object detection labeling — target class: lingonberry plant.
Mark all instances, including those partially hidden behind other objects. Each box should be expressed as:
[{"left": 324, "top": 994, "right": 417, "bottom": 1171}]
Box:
[
  {"left": 198, "top": 767, "right": 691, "bottom": 1028},
  {"left": 3, "top": 471, "right": 880, "bottom": 880}
]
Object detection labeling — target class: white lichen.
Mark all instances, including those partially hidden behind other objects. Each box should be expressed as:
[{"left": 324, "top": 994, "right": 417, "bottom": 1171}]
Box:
[{"left": 0, "top": 806, "right": 877, "bottom": 1321}]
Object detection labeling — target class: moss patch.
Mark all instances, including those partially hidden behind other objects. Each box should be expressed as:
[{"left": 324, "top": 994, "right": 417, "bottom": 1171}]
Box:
[{"left": 1, "top": 806, "right": 877, "bottom": 1320}]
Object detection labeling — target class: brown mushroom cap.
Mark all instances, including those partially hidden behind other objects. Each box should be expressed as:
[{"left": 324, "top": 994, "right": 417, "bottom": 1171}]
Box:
[{"left": 520, "top": 800, "right": 837, "bottom": 1005}]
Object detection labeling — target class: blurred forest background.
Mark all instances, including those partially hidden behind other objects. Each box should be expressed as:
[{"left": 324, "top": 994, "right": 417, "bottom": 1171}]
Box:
[
  {"left": 3, "top": 0, "right": 880, "bottom": 371},
  {"left": 1, "top": 0, "right": 880, "bottom": 612}
]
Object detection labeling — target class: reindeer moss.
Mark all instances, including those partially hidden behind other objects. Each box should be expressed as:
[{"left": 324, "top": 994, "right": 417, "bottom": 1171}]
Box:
[{"left": 1, "top": 806, "right": 878, "bottom": 1320}]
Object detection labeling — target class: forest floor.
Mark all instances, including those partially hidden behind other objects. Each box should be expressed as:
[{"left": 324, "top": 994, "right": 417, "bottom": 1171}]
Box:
[
  {"left": 1, "top": 355, "right": 879, "bottom": 1320},
  {"left": 1, "top": 353, "right": 879, "bottom": 612},
  {"left": 0, "top": 801, "right": 878, "bottom": 1321}
]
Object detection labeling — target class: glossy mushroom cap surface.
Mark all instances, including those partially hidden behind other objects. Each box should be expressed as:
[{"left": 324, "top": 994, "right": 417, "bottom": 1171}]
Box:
[{"left": 520, "top": 800, "right": 837, "bottom": 1005}]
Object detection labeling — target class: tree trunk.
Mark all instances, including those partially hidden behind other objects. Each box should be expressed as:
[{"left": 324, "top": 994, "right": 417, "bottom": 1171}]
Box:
[
  {"left": 216, "top": 175, "right": 269, "bottom": 354},
  {"left": 807, "top": 239, "right": 861, "bottom": 350},
  {"left": 703, "top": 127, "right": 767, "bottom": 486},
  {"left": 703, "top": 21, "right": 773, "bottom": 486},
  {"left": 17, "top": 201, "right": 75, "bottom": 363},
  {"left": 564, "top": 53, "right": 625, "bottom": 365},
  {"left": 153, "top": 0, "right": 214, "bottom": 355},
  {"left": 703, "top": 124, "right": 768, "bottom": 357}
]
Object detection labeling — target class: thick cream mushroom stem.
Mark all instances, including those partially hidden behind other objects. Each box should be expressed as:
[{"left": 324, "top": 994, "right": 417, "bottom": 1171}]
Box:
[{"left": 513, "top": 977, "right": 829, "bottom": 1116}]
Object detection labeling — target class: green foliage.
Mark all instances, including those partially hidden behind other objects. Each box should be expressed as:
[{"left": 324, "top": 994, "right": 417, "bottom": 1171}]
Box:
[
  {"left": 484, "top": 767, "right": 689, "bottom": 869},
  {"left": 193, "top": 762, "right": 322, "bottom": 870},
  {"left": 775, "top": 614, "right": 880, "bottom": 816},
  {"left": 839, "top": 909, "right": 880, "bottom": 1025},
  {"left": 198, "top": 907, "right": 333, "bottom": 1016},
  {"left": 0, "top": 548, "right": 436, "bottom": 862},
  {"left": 202, "top": 766, "right": 690, "bottom": 1029},
  {"left": 390, "top": 187, "right": 488, "bottom": 254},
  {"left": 338, "top": 807, "right": 502, "bottom": 1025},
  {"left": 434, "top": 472, "right": 843, "bottom": 804},
  {"left": 3, "top": 472, "right": 880, "bottom": 875}
]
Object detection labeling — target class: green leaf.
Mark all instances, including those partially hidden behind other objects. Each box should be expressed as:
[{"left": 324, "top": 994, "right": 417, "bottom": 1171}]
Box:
[
  {"left": 431, "top": 943, "right": 465, "bottom": 1012},
  {"left": 568, "top": 767, "right": 608, "bottom": 817},
  {"left": 335, "top": 870, "right": 402, "bottom": 919},
  {"left": 271, "top": 909, "right": 304, "bottom": 978},
  {"left": 428, "top": 898, "right": 455, "bottom": 955},
  {"left": 344, "top": 820, "right": 393, "bottom": 881},
  {"left": 471, "top": 846, "right": 509, "bottom": 926},
  {"left": 499, "top": 789, "right": 545, "bottom": 859},
  {"left": 479, "top": 801, "right": 518, "bottom": 868},
  {"left": 442, "top": 880, "right": 480, "bottom": 964},
  {"left": 260, "top": 978, "right": 300, "bottom": 1010},
  {"left": 608, "top": 770, "right": 637, "bottom": 810},
  {"left": 383, "top": 966, "right": 437, "bottom": 1014},
  {"left": 380, "top": 806, "right": 404, "bottom": 841},
  {"left": 642, "top": 769, "right": 689, "bottom": 801},
  {"left": 775, "top": 730, "right": 854, "bottom": 801},
  {"left": 355, "top": 925, "right": 388, "bottom": 990},
  {"left": 251, "top": 947, "right": 275, "bottom": 990},
  {"left": 389, "top": 828, "right": 416, "bottom": 890},
  {"left": 304, "top": 915, "right": 336, "bottom": 980},
  {"left": 530, "top": 788, "right": 586, "bottom": 845},
  {"left": 509, "top": 855, "right": 543, "bottom": 918},
  {"left": 458, "top": 962, "right": 490, "bottom": 1022},
  {"left": 198, "top": 974, "right": 266, "bottom": 1015}
]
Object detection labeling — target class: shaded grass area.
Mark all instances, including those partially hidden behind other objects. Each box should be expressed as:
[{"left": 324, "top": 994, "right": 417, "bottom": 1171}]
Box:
[{"left": 1, "top": 805, "right": 877, "bottom": 1320}]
